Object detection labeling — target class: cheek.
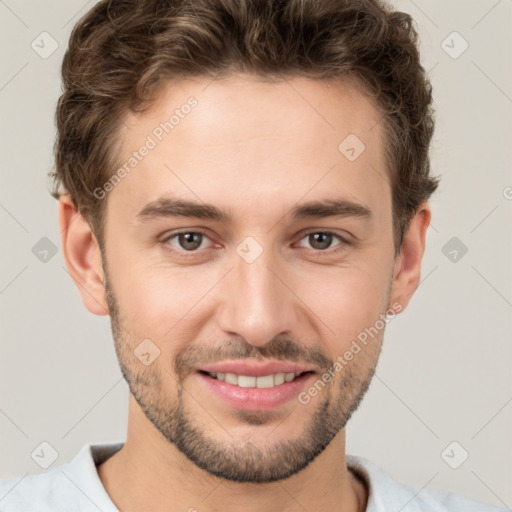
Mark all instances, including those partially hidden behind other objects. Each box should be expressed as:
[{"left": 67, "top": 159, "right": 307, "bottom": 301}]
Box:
[
  {"left": 296, "top": 264, "right": 390, "bottom": 344},
  {"left": 110, "top": 253, "right": 219, "bottom": 341}
]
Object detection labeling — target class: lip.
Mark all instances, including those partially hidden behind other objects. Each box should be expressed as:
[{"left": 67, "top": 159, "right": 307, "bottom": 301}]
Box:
[
  {"left": 197, "top": 360, "right": 315, "bottom": 377},
  {"left": 195, "top": 371, "right": 316, "bottom": 411}
]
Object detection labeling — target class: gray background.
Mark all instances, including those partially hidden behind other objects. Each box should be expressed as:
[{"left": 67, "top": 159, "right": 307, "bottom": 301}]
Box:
[{"left": 1, "top": 0, "right": 511, "bottom": 508}]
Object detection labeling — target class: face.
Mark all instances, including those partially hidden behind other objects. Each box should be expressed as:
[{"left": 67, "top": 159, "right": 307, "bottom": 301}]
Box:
[{"left": 99, "top": 73, "right": 400, "bottom": 483}]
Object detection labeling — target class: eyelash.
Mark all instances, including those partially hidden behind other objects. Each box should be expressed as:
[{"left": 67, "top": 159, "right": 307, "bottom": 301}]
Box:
[{"left": 161, "top": 229, "right": 351, "bottom": 257}]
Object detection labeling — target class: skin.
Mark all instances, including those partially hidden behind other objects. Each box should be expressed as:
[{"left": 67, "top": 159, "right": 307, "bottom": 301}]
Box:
[{"left": 59, "top": 73, "right": 431, "bottom": 512}]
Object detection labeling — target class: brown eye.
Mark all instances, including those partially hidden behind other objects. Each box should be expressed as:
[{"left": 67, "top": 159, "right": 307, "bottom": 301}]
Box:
[
  {"left": 177, "top": 232, "right": 203, "bottom": 251},
  {"left": 164, "top": 231, "right": 209, "bottom": 252},
  {"left": 297, "top": 231, "right": 349, "bottom": 253},
  {"left": 308, "top": 232, "right": 333, "bottom": 250}
]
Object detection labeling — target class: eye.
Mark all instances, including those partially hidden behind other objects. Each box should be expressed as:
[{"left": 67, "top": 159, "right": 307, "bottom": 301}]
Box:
[
  {"left": 296, "top": 231, "right": 349, "bottom": 252},
  {"left": 164, "top": 230, "right": 213, "bottom": 252},
  {"left": 160, "top": 229, "right": 350, "bottom": 257}
]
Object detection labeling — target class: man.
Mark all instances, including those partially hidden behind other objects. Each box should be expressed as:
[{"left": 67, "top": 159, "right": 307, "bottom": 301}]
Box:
[{"left": 0, "top": 0, "right": 506, "bottom": 510}]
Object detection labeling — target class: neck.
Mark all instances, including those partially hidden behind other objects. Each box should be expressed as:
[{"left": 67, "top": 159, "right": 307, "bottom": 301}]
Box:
[{"left": 97, "top": 398, "right": 367, "bottom": 512}]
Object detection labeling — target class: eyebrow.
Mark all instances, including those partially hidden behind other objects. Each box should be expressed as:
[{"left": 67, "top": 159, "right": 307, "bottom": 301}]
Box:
[{"left": 135, "top": 195, "right": 373, "bottom": 223}]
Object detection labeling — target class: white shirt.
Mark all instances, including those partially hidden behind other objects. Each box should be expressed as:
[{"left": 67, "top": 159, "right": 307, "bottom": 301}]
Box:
[{"left": 0, "top": 441, "right": 507, "bottom": 511}]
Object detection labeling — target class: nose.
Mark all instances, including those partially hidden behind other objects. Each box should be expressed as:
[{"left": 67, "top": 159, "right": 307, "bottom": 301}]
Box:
[{"left": 216, "top": 245, "right": 300, "bottom": 347}]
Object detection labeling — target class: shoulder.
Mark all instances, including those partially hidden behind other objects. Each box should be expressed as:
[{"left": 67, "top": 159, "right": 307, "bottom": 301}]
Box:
[
  {"left": 0, "top": 442, "right": 123, "bottom": 512},
  {"left": 409, "top": 486, "right": 508, "bottom": 512},
  {"left": 0, "top": 467, "right": 76, "bottom": 512},
  {"left": 346, "top": 454, "right": 508, "bottom": 512}
]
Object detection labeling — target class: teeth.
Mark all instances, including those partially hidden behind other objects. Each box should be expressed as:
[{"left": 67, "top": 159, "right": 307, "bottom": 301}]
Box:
[
  {"left": 238, "top": 375, "right": 256, "bottom": 387},
  {"left": 208, "top": 371, "right": 303, "bottom": 388},
  {"left": 274, "top": 373, "right": 285, "bottom": 385},
  {"left": 224, "top": 372, "right": 238, "bottom": 385},
  {"left": 256, "top": 375, "right": 274, "bottom": 388}
]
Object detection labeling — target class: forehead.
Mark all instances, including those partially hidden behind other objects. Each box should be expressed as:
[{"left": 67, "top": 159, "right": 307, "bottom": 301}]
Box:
[
  {"left": 108, "top": 73, "right": 389, "bottom": 224},
  {"left": 127, "top": 73, "right": 383, "bottom": 149}
]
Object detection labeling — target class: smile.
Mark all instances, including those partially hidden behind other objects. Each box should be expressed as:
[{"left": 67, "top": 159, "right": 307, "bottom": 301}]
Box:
[{"left": 202, "top": 371, "right": 311, "bottom": 388}]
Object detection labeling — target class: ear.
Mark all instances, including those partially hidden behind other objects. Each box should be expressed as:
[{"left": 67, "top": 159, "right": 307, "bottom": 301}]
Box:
[
  {"left": 58, "top": 194, "right": 109, "bottom": 316},
  {"left": 388, "top": 202, "right": 432, "bottom": 312}
]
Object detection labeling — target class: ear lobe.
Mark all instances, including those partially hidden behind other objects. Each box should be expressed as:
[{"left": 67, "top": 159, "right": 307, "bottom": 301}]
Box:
[
  {"left": 58, "top": 194, "right": 109, "bottom": 316},
  {"left": 388, "top": 202, "right": 432, "bottom": 312}
]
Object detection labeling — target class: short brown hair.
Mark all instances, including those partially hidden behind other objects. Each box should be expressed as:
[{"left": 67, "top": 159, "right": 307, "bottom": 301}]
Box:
[{"left": 50, "top": 0, "right": 440, "bottom": 255}]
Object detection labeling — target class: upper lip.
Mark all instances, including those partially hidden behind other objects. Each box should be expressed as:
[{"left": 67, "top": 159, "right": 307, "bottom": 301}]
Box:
[{"left": 197, "top": 360, "right": 316, "bottom": 377}]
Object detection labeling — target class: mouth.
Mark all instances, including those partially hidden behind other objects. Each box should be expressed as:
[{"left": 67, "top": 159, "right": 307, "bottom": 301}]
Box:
[
  {"left": 194, "top": 363, "right": 317, "bottom": 411},
  {"left": 198, "top": 369, "right": 315, "bottom": 389}
]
